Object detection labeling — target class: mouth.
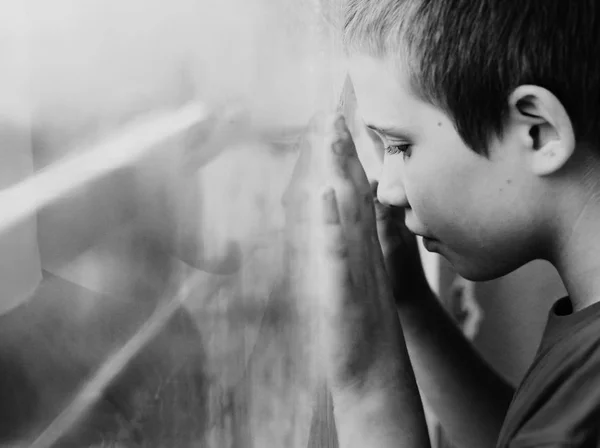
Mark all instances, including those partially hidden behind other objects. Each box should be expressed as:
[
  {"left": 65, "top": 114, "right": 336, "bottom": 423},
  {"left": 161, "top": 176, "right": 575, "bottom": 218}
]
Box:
[
  {"left": 404, "top": 224, "right": 436, "bottom": 241},
  {"left": 403, "top": 220, "right": 441, "bottom": 250},
  {"left": 421, "top": 236, "right": 440, "bottom": 252}
]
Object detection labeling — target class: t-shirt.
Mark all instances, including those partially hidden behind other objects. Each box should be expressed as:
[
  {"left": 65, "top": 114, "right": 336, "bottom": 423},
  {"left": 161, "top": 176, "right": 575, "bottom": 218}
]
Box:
[{"left": 497, "top": 297, "right": 600, "bottom": 447}]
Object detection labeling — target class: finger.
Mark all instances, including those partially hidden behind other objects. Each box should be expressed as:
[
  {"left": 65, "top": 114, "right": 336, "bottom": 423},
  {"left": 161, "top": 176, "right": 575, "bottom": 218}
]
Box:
[
  {"left": 325, "top": 115, "right": 355, "bottom": 174},
  {"left": 327, "top": 132, "right": 362, "bottom": 224},
  {"left": 320, "top": 187, "right": 354, "bottom": 302},
  {"left": 371, "top": 180, "right": 393, "bottom": 251},
  {"left": 330, "top": 114, "right": 370, "bottom": 191},
  {"left": 329, "top": 116, "right": 380, "bottom": 236},
  {"left": 370, "top": 180, "right": 406, "bottom": 261},
  {"left": 321, "top": 186, "right": 346, "bottom": 253},
  {"left": 371, "top": 181, "right": 390, "bottom": 221},
  {"left": 326, "top": 115, "right": 369, "bottom": 225}
]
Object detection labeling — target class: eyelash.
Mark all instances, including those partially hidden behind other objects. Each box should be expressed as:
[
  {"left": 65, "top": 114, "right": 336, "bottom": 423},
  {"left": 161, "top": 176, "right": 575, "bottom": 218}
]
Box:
[{"left": 384, "top": 143, "right": 411, "bottom": 156}]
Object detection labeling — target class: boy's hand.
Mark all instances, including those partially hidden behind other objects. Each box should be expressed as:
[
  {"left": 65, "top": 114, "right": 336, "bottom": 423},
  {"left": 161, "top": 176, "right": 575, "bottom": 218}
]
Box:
[
  {"left": 318, "top": 115, "right": 405, "bottom": 395},
  {"left": 372, "top": 184, "right": 432, "bottom": 304},
  {"left": 285, "top": 114, "right": 431, "bottom": 448}
]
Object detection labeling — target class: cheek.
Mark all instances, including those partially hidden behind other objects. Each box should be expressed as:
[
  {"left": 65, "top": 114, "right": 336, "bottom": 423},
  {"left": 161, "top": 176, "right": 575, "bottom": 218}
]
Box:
[{"left": 405, "top": 163, "right": 464, "bottom": 231}]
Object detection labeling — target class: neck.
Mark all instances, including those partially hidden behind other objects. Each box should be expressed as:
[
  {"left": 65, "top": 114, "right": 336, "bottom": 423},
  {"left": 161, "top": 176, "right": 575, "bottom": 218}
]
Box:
[{"left": 551, "top": 180, "right": 600, "bottom": 312}]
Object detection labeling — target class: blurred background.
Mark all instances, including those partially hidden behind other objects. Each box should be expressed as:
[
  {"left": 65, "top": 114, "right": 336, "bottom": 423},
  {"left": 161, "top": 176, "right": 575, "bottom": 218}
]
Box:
[{"left": 0, "top": 1, "right": 566, "bottom": 447}]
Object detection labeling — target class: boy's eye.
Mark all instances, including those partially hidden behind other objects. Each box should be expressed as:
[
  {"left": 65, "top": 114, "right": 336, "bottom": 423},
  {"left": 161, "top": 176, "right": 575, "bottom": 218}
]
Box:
[{"left": 384, "top": 143, "right": 411, "bottom": 156}]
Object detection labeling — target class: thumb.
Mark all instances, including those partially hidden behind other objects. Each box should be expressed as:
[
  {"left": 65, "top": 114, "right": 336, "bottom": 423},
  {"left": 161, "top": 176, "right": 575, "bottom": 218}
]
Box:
[
  {"left": 371, "top": 180, "right": 397, "bottom": 257},
  {"left": 370, "top": 180, "right": 390, "bottom": 222}
]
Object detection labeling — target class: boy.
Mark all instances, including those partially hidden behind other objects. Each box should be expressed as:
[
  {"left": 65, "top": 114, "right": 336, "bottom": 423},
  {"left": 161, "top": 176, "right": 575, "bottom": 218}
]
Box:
[{"left": 314, "top": 1, "right": 600, "bottom": 447}]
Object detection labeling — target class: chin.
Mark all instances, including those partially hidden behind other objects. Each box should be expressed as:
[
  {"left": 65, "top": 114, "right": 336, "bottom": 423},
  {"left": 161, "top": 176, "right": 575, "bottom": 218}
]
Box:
[
  {"left": 435, "top": 238, "right": 536, "bottom": 282},
  {"left": 455, "top": 267, "right": 502, "bottom": 282},
  {"left": 445, "top": 254, "right": 523, "bottom": 282}
]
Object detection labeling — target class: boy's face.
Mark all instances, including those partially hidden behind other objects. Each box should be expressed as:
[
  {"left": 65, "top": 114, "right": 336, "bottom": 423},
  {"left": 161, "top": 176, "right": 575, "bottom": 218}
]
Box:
[{"left": 349, "top": 55, "right": 544, "bottom": 281}]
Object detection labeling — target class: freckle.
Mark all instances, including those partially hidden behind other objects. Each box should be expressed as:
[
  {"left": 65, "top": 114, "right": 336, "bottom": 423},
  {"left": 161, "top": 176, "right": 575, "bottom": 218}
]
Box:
[
  {"left": 437, "top": 122, "right": 442, "bottom": 127},
  {"left": 506, "top": 179, "right": 512, "bottom": 184}
]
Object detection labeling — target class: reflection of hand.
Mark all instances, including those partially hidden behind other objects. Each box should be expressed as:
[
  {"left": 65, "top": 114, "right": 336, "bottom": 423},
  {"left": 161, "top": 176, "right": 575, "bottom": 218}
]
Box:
[
  {"left": 318, "top": 114, "right": 405, "bottom": 395},
  {"left": 170, "top": 105, "right": 247, "bottom": 275},
  {"left": 182, "top": 105, "right": 249, "bottom": 173},
  {"left": 372, "top": 182, "right": 433, "bottom": 304}
]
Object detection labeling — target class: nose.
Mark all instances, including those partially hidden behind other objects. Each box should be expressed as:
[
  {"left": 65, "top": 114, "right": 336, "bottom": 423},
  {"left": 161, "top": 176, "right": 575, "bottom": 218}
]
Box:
[{"left": 377, "top": 155, "right": 409, "bottom": 208}]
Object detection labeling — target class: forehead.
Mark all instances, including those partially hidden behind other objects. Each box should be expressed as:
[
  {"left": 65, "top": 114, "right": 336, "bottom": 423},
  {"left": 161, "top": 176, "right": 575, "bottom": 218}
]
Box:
[{"left": 347, "top": 55, "right": 437, "bottom": 131}]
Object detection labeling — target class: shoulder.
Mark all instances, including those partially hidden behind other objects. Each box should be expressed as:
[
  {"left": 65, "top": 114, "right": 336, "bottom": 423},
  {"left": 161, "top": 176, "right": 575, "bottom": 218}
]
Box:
[{"left": 500, "top": 313, "right": 600, "bottom": 447}]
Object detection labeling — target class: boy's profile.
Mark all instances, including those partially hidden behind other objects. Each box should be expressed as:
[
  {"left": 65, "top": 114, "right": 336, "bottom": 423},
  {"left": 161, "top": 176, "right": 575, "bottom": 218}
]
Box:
[{"left": 309, "top": 1, "right": 600, "bottom": 447}]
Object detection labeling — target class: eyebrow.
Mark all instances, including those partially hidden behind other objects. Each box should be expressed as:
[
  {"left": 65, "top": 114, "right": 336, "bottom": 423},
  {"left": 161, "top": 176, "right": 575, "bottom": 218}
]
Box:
[{"left": 365, "top": 123, "right": 413, "bottom": 140}]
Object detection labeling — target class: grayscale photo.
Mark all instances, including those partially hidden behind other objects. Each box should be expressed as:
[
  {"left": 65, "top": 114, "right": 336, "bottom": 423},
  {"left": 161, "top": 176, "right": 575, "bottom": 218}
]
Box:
[{"left": 0, "top": 1, "right": 597, "bottom": 447}]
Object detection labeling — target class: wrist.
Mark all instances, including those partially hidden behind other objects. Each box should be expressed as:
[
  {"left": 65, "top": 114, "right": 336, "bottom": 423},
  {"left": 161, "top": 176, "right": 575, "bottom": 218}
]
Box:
[
  {"left": 332, "top": 375, "right": 426, "bottom": 448},
  {"left": 330, "top": 351, "right": 407, "bottom": 410},
  {"left": 331, "top": 353, "right": 432, "bottom": 447},
  {"left": 387, "top": 261, "right": 433, "bottom": 304},
  {"left": 395, "top": 282, "right": 437, "bottom": 311}
]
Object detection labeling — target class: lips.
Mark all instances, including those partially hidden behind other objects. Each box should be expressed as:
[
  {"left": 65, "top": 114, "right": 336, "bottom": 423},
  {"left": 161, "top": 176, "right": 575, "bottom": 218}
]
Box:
[
  {"left": 402, "top": 212, "right": 441, "bottom": 249},
  {"left": 404, "top": 224, "right": 436, "bottom": 241},
  {"left": 421, "top": 236, "right": 439, "bottom": 252},
  {"left": 404, "top": 225, "right": 440, "bottom": 252}
]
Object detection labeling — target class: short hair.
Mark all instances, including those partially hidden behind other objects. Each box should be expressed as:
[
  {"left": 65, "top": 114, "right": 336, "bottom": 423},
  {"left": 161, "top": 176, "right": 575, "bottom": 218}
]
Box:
[{"left": 343, "top": 0, "right": 600, "bottom": 154}]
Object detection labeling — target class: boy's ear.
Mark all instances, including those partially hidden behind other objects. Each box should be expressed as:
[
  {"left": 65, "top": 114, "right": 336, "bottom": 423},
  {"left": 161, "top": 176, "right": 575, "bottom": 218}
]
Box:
[{"left": 508, "top": 85, "right": 575, "bottom": 176}]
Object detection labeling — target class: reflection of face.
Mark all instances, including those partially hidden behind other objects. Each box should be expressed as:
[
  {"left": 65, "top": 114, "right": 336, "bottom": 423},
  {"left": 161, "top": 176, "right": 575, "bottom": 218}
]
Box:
[{"left": 349, "top": 55, "right": 546, "bottom": 281}]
